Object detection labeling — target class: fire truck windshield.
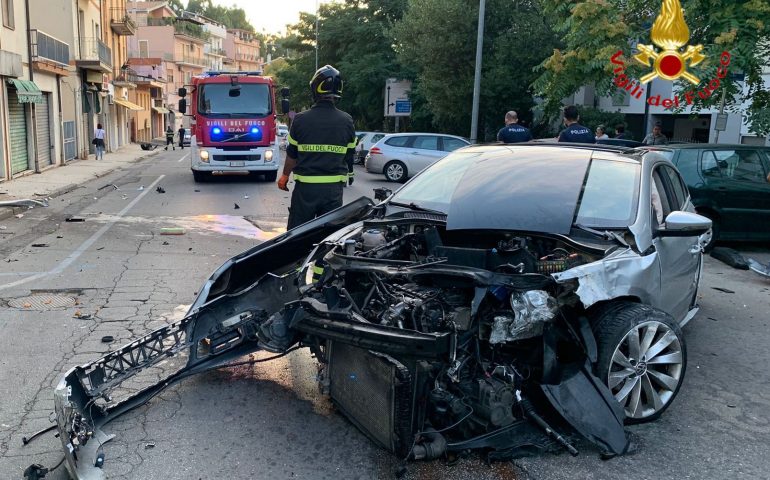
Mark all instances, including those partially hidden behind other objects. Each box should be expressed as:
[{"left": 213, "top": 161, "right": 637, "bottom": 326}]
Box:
[{"left": 198, "top": 83, "right": 271, "bottom": 118}]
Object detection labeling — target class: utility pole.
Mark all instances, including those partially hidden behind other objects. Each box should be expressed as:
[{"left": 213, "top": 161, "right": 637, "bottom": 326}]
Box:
[
  {"left": 315, "top": 0, "right": 319, "bottom": 71},
  {"left": 714, "top": 87, "right": 727, "bottom": 144},
  {"left": 470, "top": 0, "right": 486, "bottom": 144}
]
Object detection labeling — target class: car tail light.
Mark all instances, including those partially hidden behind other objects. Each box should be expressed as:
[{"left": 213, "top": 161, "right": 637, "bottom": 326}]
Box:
[{"left": 369, "top": 147, "right": 382, "bottom": 155}]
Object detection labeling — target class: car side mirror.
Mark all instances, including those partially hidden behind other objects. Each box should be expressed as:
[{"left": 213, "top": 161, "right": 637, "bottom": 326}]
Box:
[
  {"left": 178, "top": 98, "right": 187, "bottom": 114},
  {"left": 373, "top": 187, "right": 392, "bottom": 202},
  {"left": 178, "top": 87, "right": 187, "bottom": 97},
  {"left": 281, "top": 98, "right": 290, "bottom": 115},
  {"left": 656, "top": 211, "right": 712, "bottom": 237}
]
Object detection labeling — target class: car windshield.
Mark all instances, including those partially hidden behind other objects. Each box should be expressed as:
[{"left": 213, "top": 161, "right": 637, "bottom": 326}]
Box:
[
  {"left": 391, "top": 151, "right": 640, "bottom": 230},
  {"left": 575, "top": 160, "right": 640, "bottom": 229},
  {"left": 198, "top": 84, "right": 271, "bottom": 118},
  {"left": 390, "top": 150, "right": 482, "bottom": 212}
]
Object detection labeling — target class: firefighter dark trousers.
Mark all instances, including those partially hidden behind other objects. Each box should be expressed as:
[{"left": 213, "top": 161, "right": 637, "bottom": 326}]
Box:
[{"left": 287, "top": 181, "right": 344, "bottom": 230}]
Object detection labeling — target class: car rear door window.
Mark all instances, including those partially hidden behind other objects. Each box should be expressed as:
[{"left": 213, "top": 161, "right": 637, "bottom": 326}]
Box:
[
  {"left": 412, "top": 136, "right": 440, "bottom": 151},
  {"left": 706, "top": 149, "right": 767, "bottom": 183},
  {"left": 371, "top": 134, "right": 385, "bottom": 143},
  {"left": 385, "top": 135, "right": 410, "bottom": 147},
  {"left": 673, "top": 149, "right": 700, "bottom": 183},
  {"left": 441, "top": 137, "right": 468, "bottom": 152}
]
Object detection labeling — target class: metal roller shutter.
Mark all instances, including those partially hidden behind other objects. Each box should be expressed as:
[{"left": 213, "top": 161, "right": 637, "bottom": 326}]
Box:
[
  {"left": 35, "top": 93, "right": 52, "bottom": 166},
  {"left": 8, "top": 89, "right": 30, "bottom": 175}
]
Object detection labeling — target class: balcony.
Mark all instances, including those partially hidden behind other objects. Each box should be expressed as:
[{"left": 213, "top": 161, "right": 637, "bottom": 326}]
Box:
[
  {"left": 77, "top": 37, "right": 112, "bottom": 72},
  {"left": 128, "top": 50, "right": 174, "bottom": 62},
  {"left": 110, "top": 7, "right": 136, "bottom": 36},
  {"left": 204, "top": 45, "right": 227, "bottom": 57},
  {"left": 30, "top": 30, "right": 70, "bottom": 75},
  {"left": 175, "top": 53, "right": 205, "bottom": 68},
  {"left": 147, "top": 17, "right": 208, "bottom": 42}
]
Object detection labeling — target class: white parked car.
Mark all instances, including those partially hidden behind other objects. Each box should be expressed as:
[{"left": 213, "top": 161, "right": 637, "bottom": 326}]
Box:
[
  {"left": 365, "top": 133, "right": 470, "bottom": 182},
  {"left": 354, "top": 131, "right": 386, "bottom": 164},
  {"left": 277, "top": 124, "right": 289, "bottom": 150}
]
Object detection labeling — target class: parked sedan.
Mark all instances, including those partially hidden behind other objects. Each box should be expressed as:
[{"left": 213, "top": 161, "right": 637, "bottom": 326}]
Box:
[
  {"left": 638, "top": 144, "right": 770, "bottom": 250},
  {"left": 53, "top": 144, "right": 711, "bottom": 479},
  {"left": 365, "top": 132, "right": 470, "bottom": 182}
]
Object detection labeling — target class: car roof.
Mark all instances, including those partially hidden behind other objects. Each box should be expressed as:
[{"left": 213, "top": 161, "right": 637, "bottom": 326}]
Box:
[
  {"left": 382, "top": 132, "right": 469, "bottom": 141},
  {"left": 638, "top": 143, "right": 770, "bottom": 150},
  {"left": 461, "top": 142, "right": 646, "bottom": 164}
]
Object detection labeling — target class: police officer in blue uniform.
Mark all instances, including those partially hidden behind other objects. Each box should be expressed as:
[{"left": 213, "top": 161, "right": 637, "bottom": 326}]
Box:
[
  {"left": 278, "top": 65, "right": 356, "bottom": 230},
  {"left": 497, "top": 111, "right": 532, "bottom": 143},
  {"left": 558, "top": 105, "right": 595, "bottom": 143}
]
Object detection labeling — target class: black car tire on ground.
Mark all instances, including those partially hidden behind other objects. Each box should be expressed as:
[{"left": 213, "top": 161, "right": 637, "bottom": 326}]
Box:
[
  {"left": 384, "top": 160, "right": 408, "bottom": 183},
  {"left": 192, "top": 170, "right": 209, "bottom": 183},
  {"left": 263, "top": 171, "right": 278, "bottom": 182},
  {"left": 591, "top": 302, "right": 686, "bottom": 424}
]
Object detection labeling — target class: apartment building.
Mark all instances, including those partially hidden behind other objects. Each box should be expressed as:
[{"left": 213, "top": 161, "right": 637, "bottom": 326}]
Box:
[{"left": 225, "top": 28, "right": 261, "bottom": 73}]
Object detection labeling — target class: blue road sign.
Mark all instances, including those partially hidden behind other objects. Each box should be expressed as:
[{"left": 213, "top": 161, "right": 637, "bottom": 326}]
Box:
[{"left": 395, "top": 100, "right": 411, "bottom": 114}]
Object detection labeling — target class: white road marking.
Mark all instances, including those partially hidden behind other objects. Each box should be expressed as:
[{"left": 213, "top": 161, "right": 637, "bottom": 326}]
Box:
[
  {"left": 178, "top": 153, "right": 190, "bottom": 163},
  {"left": 0, "top": 175, "right": 166, "bottom": 292}
]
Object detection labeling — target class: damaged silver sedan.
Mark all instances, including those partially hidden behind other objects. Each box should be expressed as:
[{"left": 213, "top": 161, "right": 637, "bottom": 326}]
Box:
[{"left": 52, "top": 144, "right": 711, "bottom": 478}]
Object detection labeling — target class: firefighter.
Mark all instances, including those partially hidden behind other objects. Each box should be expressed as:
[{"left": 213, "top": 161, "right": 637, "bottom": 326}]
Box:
[
  {"left": 278, "top": 65, "right": 356, "bottom": 230},
  {"left": 164, "top": 126, "right": 175, "bottom": 150}
]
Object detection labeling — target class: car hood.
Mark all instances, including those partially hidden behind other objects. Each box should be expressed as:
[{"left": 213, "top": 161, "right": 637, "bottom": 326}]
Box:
[{"left": 445, "top": 147, "right": 591, "bottom": 235}]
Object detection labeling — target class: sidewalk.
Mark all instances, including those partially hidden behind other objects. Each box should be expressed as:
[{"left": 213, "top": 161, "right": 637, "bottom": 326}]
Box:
[{"left": 0, "top": 143, "right": 160, "bottom": 220}]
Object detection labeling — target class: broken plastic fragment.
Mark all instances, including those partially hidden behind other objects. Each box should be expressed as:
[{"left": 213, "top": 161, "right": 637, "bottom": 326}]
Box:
[{"left": 160, "top": 227, "right": 185, "bottom": 235}]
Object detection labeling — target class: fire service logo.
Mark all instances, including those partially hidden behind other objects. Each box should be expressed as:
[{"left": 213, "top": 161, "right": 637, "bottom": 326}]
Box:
[{"left": 609, "top": 0, "right": 731, "bottom": 109}]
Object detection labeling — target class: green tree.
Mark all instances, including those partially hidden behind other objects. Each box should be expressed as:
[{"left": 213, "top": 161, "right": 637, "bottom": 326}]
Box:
[
  {"left": 392, "top": 0, "right": 558, "bottom": 139},
  {"left": 533, "top": 0, "right": 770, "bottom": 135},
  {"left": 274, "top": 1, "right": 409, "bottom": 130}
]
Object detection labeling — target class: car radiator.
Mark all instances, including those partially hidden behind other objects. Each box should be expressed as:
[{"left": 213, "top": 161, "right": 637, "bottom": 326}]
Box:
[{"left": 328, "top": 342, "right": 413, "bottom": 456}]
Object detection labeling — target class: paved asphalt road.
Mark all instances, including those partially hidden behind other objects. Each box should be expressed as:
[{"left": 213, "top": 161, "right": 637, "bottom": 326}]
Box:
[{"left": 0, "top": 148, "right": 768, "bottom": 480}]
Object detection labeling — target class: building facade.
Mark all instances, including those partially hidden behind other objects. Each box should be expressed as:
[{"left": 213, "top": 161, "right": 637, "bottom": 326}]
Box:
[{"left": 225, "top": 28, "right": 261, "bottom": 73}]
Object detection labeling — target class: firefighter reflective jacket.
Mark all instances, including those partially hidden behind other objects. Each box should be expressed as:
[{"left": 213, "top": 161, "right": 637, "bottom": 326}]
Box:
[{"left": 286, "top": 100, "right": 356, "bottom": 183}]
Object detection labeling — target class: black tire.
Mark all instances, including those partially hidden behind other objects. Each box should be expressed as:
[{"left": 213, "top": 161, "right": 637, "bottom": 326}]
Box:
[
  {"left": 591, "top": 302, "right": 686, "bottom": 424},
  {"left": 696, "top": 210, "right": 719, "bottom": 252},
  {"left": 384, "top": 160, "right": 408, "bottom": 183},
  {"left": 192, "top": 170, "right": 209, "bottom": 183},
  {"left": 263, "top": 171, "right": 278, "bottom": 182}
]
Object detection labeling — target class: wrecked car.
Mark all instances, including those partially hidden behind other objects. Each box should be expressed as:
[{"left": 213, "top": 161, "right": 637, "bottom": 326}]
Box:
[{"left": 52, "top": 144, "right": 712, "bottom": 478}]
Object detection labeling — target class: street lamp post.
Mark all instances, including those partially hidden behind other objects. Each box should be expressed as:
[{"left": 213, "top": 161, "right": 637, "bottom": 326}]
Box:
[{"left": 470, "top": 0, "right": 486, "bottom": 144}]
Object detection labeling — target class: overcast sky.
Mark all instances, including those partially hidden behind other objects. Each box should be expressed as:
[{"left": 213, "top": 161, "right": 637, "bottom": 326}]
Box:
[{"left": 209, "top": 0, "right": 333, "bottom": 35}]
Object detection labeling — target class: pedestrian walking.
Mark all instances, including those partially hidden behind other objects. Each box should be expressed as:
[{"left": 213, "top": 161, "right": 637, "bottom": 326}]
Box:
[
  {"left": 93, "top": 123, "right": 106, "bottom": 160},
  {"left": 558, "top": 106, "right": 595, "bottom": 143},
  {"left": 178, "top": 126, "right": 186, "bottom": 149},
  {"left": 595, "top": 125, "right": 609, "bottom": 141},
  {"left": 278, "top": 65, "right": 356, "bottom": 230},
  {"left": 165, "top": 126, "right": 175, "bottom": 150},
  {"left": 615, "top": 124, "right": 628, "bottom": 139},
  {"left": 643, "top": 122, "right": 668, "bottom": 145},
  {"left": 497, "top": 111, "right": 532, "bottom": 143}
]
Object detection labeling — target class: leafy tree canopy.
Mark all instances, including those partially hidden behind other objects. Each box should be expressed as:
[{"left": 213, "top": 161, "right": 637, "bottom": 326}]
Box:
[{"left": 533, "top": 0, "right": 770, "bottom": 135}]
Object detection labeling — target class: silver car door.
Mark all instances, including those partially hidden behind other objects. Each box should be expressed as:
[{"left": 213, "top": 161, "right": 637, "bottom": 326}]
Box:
[
  {"left": 652, "top": 165, "right": 702, "bottom": 322},
  {"left": 408, "top": 135, "right": 443, "bottom": 174}
]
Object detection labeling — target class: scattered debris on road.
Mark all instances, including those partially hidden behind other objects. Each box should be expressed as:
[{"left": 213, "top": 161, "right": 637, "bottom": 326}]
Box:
[
  {"left": 73, "top": 311, "right": 93, "bottom": 320},
  {"left": 97, "top": 184, "right": 119, "bottom": 191},
  {"left": 31, "top": 244, "right": 49, "bottom": 248},
  {"left": 710, "top": 247, "right": 749, "bottom": 270},
  {"left": 0, "top": 199, "right": 48, "bottom": 208},
  {"left": 14, "top": 214, "right": 24, "bottom": 219},
  {"left": 244, "top": 195, "right": 250, "bottom": 199},
  {"left": 712, "top": 287, "right": 736, "bottom": 294},
  {"left": 156, "top": 186, "right": 166, "bottom": 194},
  {"left": 101, "top": 336, "right": 114, "bottom": 343},
  {"left": 144, "top": 442, "right": 155, "bottom": 449},
  {"left": 748, "top": 258, "right": 770, "bottom": 278},
  {"left": 233, "top": 203, "right": 240, "bottom": 209},
  {"left": 162, "top": 241, "right": 170, "bottom": 246},
  {"left": 160, "top": 227, "right": 185, "bottom": 235},
  {"left": 137, "top": 185, "right": 145, "bottom": 191},
  {"left": 65, "top": 217, "right": 85, "bottom": 223}
]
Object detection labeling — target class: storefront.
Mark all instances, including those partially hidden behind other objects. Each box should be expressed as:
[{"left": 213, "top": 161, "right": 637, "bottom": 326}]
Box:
[{"left": 5, "top": 79, "right": 44, "bottom": 176}]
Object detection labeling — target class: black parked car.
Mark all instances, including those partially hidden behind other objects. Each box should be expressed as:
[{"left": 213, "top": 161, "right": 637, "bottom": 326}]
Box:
[{"left": 637, "top": 144, "right": 770, "bottom": 250}]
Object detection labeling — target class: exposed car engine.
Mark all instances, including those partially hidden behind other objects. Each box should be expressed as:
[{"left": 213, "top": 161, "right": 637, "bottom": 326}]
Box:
[{"left": 270, "top": 219, "right": 619, "bottom": 460}]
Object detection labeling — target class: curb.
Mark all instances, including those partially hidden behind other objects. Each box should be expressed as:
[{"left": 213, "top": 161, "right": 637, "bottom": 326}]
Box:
[{"left": 0, "top": 148, "right": 161, "bottom": 222}]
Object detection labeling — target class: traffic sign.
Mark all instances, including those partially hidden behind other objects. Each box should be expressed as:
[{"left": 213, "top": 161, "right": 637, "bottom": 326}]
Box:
[{"left": 384, "top": 79, "right": 411, "bottom": 117}]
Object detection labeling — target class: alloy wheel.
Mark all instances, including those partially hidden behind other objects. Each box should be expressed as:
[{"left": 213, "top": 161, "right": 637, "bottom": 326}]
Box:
[
  {"left": 607, "top": 320, "right": 684, "bottom": 420},
  {"left": 386, "top": 162, "right": 404, "bottom": 181}
]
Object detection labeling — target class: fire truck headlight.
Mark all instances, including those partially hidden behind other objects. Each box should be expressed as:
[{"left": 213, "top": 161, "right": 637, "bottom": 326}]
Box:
[
  {"left": 199, "top": 150, "right": 210, "bottom": 162},
  {"left": 264, "top": 150, "right": 273, "bottom": 162}
]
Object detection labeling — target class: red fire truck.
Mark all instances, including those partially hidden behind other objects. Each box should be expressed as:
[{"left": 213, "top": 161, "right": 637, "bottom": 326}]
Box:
[{"left": 178, "top": 72, "right": 289, "bottom": 182}]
